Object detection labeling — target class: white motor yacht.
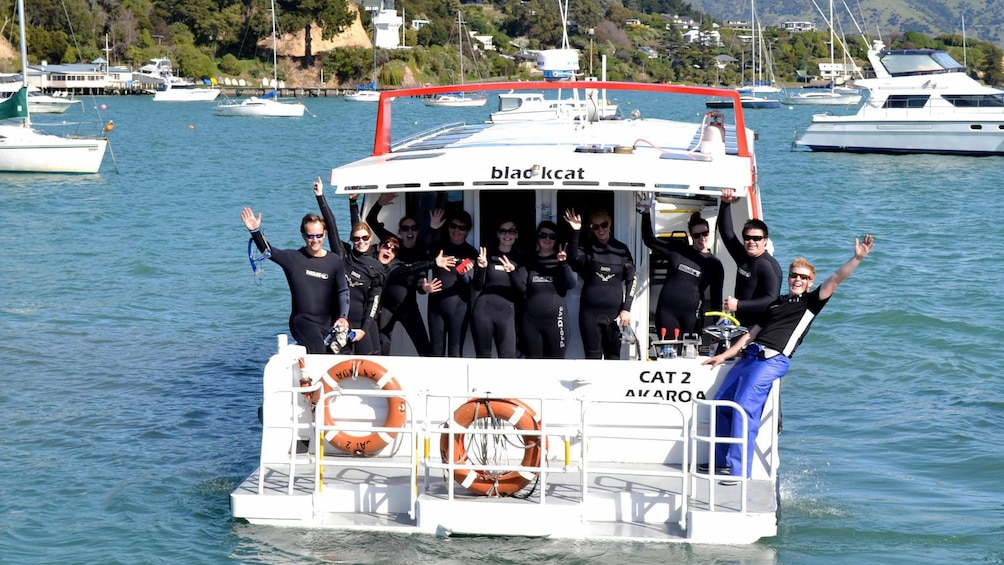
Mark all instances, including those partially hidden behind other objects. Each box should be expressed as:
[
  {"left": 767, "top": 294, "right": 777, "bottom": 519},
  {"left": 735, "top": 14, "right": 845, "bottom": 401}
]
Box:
[{"left": 795, "top": 40, "right": 1004, "bottom": 155}]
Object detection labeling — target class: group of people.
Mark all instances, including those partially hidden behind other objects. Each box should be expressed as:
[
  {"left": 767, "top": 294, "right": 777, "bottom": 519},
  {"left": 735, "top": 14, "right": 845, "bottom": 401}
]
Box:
[{"left": 242, "top": 184, "right": 875, "bottom": 482}]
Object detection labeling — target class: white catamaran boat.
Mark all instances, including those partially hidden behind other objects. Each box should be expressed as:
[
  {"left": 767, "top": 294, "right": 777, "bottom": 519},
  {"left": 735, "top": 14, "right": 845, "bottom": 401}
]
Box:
[
  {"left": 231, "top": 81, "right": 783, "bottom": 544},
  {"left": 795, "top": 40, "right": 1004, "bottom": 154},
  {"left": 212, "top": 0, "right": 304, "bottom": 117},
  {"left": 0, "top": 0, "right": 108, "bottom": 173}
]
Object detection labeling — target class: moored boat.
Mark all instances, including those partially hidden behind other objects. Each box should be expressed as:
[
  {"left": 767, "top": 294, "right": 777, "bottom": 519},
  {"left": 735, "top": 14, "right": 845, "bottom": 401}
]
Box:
[
  {"left": 795, "top": 40, "right": 1004, "bottom": 155},
  {"left": 231, "top": 81, "right": 782, "bottom": 544}
]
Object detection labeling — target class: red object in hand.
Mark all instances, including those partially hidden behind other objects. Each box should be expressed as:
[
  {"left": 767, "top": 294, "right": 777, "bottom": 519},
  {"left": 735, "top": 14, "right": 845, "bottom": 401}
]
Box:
[{"left": 456, "top": 258, "right": 474, "bottom": 274}]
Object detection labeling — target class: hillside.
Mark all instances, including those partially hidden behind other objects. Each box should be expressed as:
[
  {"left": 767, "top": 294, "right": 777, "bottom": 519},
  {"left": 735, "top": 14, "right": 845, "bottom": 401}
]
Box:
[{"left": 686, "top": 0, "right": 1004, "bottom": 47}]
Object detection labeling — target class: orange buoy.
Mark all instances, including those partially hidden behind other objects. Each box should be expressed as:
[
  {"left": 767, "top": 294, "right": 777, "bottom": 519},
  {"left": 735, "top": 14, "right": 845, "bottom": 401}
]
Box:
[
  {"left": 441, "top": 398, "right": 541, "bottom": 496},
  {"left": 322, "top": 359, "right": 406, "bottom": 456}
]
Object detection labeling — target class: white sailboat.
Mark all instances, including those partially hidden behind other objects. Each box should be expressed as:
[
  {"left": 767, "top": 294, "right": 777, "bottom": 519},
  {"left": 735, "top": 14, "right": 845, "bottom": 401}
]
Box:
[
  {"left": 213, "top": 0, "right": 305, "bottom": 117},
  {"left": 0, "top": 0, "right": 108, "bottom": 173},
  {"left": 344, "top": 16, "right": 381, "bottom": 103},
  {"left": 782, "top": 0, "right": 861, "bottom": 106},
  {"left": 423, "top": 11, "right": 487, "bottom": 108}
]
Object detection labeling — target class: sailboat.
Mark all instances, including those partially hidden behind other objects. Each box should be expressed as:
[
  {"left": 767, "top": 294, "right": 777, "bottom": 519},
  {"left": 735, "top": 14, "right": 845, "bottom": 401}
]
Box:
[
  {"left": 213, "top": 0, "right": 305, "bottom": 117},
  {"left": 0, "top": 0, "right": 108, "bottom": 173},
  {"left": 782, "top": 0, "right": 862, "bottom": 106},
  {"left": 423, "top": 11, "right": 488, "bottom": 108},
  {"left": 706, "top": 0, "right": 780, "bottom": 109},
  {"left": 344, "top": 15, "right": 381, "bottom": 102}
]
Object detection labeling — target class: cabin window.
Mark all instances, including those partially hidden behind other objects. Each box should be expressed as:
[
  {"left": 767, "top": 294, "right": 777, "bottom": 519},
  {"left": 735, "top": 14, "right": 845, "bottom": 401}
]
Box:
[
  {"left": 882, "top": 95, "right": 929, "bottom": 109},
  {"left": 943, "top": 95, "right": 1004, "bottom": 108}
]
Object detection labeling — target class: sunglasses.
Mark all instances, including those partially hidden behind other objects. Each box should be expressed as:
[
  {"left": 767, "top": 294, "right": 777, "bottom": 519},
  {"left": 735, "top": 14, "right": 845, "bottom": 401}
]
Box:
[
  {"left": 498, "top": 228, "right": 518, "bottom": 235},
  {"left": 303, "top": 233, "right": 324, "bottom": 240},
  {"left": 691, "top": 230, "right": 710, "bottom": 238},
  {"left": 381, "top": 242, "right": 399, "bottom": 251},
  {"left": 538, "top": 232, "right": 557, "bottom": 241},
  {"left": 789, "top": 272, "right": 812, "bottom": 281},
  {"left": 742, "top": 234, "right": 765, "bottom": 242},
  {"left": 350, "top": 234, "right": 371, "bottom": 242},
  {"left": 589, "top": 221, "right": 609, "bottom": 231},
  {"left": 399, "top": 224, "right": 419, "bottom": 232},
  {"left": 449, "top": 223, "right": 470, "bottom": 232}
]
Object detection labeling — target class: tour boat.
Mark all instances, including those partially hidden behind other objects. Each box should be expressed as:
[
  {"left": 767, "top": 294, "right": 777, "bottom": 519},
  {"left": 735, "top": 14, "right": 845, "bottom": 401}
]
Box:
[{"left": 231, "top": 81, "right": 782, "bottom": 544}]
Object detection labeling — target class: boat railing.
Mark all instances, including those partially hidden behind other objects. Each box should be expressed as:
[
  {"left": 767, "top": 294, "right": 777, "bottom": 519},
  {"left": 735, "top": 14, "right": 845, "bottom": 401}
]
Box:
[
  {"left": 312, "top": 383, "right": 421, "bottom": 518},
  {"left": 426, "top": 393, "right": 691, "bottom": 529},
  {"left": 690, "top": 398, "right": 750, "bottom": 512},
  {"left": 257, "top": 376, "right": 323, "bottom": 496}
]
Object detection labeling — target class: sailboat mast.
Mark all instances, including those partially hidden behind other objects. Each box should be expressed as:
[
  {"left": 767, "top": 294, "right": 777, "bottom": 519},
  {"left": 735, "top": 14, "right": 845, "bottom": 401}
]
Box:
[
  {"left": 458, "top": 11, "right": 464, "bottom": 84},
  {"left": 270, "top": 0, "right": 278, "bottom": 86},
  {"left": 17, "top": 0, "right": 31, "bottom": 126}
]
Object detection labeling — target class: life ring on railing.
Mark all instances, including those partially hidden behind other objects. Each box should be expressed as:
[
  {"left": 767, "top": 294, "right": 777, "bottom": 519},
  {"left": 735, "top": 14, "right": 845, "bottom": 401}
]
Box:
[
  {"left": 441, "top": 398, "right": 541, "bottom": 496},
  {"left": 322, "top": 359, "right": 406, "bottom": 456}
]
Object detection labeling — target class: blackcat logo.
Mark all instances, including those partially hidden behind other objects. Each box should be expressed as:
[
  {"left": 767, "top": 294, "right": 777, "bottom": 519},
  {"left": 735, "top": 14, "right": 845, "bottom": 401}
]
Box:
[{"left": 490, "top": 166, "right": 586, "bottom": 180}]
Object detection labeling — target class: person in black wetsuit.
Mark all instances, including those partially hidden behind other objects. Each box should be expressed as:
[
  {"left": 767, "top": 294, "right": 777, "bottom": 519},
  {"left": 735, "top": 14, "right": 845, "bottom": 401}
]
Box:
[
  {"left": 638, "top": 204, "right": 724, "bottom": 339},
  {"left": 566, "top": 208, "right": 637, "bottom": 359},
  {"left": 240, "top": 206, "right": 349, "bottom": 354},
  {"left": 365, "top": 193, "right": 443, "bottom": 355},
  {"left": 510, "top": 221, "right": 577, "bottom": 359},
  {"left": 314, "top": 180, "right": 384, "bottom": 355},
  {"left": 471, "top": 219, "right": 523, "bottom": 358},
  {"left": 427, "top": 210, "right": 479, "bottom": 357},
  {"left": 717, "top": 188, "right": 783, "bottom": 329}
]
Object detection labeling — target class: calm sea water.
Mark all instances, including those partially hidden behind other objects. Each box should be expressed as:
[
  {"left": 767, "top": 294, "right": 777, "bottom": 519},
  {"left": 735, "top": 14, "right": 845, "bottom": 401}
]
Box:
[{"left": 1, "top": 93, "right": 1002, "bottom": 564}]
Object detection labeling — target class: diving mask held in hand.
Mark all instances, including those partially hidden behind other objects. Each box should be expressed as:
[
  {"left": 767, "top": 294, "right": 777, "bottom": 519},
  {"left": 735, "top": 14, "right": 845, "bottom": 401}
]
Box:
[{"left": 324, "top": 324, "right": 356, "bottom": 354}]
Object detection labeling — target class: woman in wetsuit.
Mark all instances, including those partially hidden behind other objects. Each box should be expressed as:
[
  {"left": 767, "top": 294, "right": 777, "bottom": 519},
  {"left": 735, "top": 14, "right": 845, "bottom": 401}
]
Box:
[
  {"left": 365, "top": 193, "right": 442, "bottom": 355},
  {"left": 639, "top": 207, "right": 724, "bottom": 339},
  {"left": 471, "top": 219, "right": 523, "bottom": 358},
  {"left": 510, "top": 221, "right": 577, "bottom": 359},
  {"left": 427, "top": 209, "right": 479, "bottom": 357},
  {"left": 314, "top": 180, "right": 384, "bottom": 354},
  {"left": 567, "top": 208, "right": 636, "bottom": 359}
]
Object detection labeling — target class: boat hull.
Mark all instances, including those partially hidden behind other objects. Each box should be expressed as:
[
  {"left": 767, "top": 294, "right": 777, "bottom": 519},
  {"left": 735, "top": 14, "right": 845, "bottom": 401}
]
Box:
[
  {"left": 796, "top": 118, "right": 1004, "bottom": 155},
  {"left": 783, "top": 92, "right": 861, "bottom": 106},
  {"left": 152, "top": 88, "right": 221, "bottom": 102},
  {"left": 212, "top": 98, "right": 305, "bottom": 117},
  {"left": 0, "top": 124, "right": 107, "bottom": 173}
]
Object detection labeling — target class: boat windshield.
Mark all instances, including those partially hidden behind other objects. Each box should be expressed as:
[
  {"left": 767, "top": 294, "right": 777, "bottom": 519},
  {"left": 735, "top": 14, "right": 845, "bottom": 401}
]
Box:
[{"left": 880, "top": 50, "right": 965, "bottom": 77}]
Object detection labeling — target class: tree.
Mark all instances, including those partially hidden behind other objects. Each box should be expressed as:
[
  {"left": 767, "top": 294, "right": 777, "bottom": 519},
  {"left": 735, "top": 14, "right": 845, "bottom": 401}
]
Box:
[{"left": 277, "top": 0, "right": 353, "bottom": 68}]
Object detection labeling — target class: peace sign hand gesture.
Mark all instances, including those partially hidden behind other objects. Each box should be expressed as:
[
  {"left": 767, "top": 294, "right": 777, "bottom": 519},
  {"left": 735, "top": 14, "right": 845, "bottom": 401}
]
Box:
[
  {"left": 499, "top": 255, "right": 516, "bottom": 273},
  {"left": 557, "top": 243, "right": 568, "bottom": 262},
  {"left": 477, "top": 246, "right": 489, "bottom": 268}
]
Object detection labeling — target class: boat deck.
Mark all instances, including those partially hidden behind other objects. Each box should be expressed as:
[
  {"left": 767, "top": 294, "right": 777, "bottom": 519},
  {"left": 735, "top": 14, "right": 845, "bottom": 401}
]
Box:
[{"left": 232, "top": 457, "right": 777, "bottom": 542}]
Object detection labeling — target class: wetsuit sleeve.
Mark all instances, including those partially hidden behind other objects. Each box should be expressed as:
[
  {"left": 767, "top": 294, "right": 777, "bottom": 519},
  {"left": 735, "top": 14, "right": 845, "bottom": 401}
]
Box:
[
  {"left": 510, "top": 264, "right": 528, "bottom": 293},
  {"left": 364, "top": 272, "right": 383, "bottom": 324},
  {"left": 349, "top": 198, "right": 361, "bottom": 227},
  {"left": 717, "top": 200, "right": 746, "bottom": 262},
  {"left": 567, "top": 230, "right": 585, "bottom": 272},
  {"left": 703, "top": 257, "right": 725, "bottom": 315},
  {"left": 472, "top": 261, "right": 488, "bottom": 291},
  {"left": 737, "top": 257, "right": 782, "bottom": 317},
  {"left": 316, "top": 193, "right": 344, "bottom": 259},
  {"left": 640, "top": 212, "right": 683, "bottom": 256},
  {"left": 562, "top": 262, "right": 577, "bottom": 290},
  {"left": 333, "top": 258, "right": 350, "bottom": 320},
  {"left": 621, "top": 245, "right": 637, "bottom": 311},
  {"left": 365, "top": 201, "right": 396, "bottom": 242},
  {"left": 249, "top": 229, "right": 270, "bottom": 254}
]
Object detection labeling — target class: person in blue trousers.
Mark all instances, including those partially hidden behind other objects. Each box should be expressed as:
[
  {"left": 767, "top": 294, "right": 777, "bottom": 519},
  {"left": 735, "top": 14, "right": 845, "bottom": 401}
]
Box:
[{"left": 703, "top": 233, "right": 875, "bottom": 480}]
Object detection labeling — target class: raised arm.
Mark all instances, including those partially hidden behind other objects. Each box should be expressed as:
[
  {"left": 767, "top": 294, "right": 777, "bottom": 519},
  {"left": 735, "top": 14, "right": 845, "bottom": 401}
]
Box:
[
  {"left": 819, "top": 234, "right": 874, "bottom": 300},
  {"left": 365, "top": 193, "right": 397, "bottom": 242},
  {"left": 314, "top": 178, "right": 344, "bottom": 259},
  {"left": 717, "top": 190, "right": 746, "bottom": 262},
  {"left": 242, "top": 206, "right": 271, "bottom": 254}
]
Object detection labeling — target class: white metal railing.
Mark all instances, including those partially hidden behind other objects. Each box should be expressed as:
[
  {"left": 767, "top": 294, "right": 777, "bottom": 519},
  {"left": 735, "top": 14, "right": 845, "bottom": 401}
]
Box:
[{"left": 690, "top": 398, "right": 749, "bottom": 512}]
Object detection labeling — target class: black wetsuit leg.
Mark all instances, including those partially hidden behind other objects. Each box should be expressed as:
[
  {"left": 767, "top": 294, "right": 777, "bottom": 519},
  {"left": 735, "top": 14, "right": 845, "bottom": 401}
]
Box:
[
  {"left": 472, "top": 294, "right": 516, "bottom": 358},
  {"left": 579, "top": 308, "right": 621, "bottom": 359},
  {"left": 290, "top": 314, "right": 330, "bottom": 354},
  {"left": 429, "top": 295, "right": 469, "bottom": 357}
]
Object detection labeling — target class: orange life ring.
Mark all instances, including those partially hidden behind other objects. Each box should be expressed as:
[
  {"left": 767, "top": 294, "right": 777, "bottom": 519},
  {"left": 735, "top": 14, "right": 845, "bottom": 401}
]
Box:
[
  {"left": 441, "top": 398, "right": 541, "bottom": 496},
  {"left": 322, "top": 359, "right": 406, "bottom": 456}
]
